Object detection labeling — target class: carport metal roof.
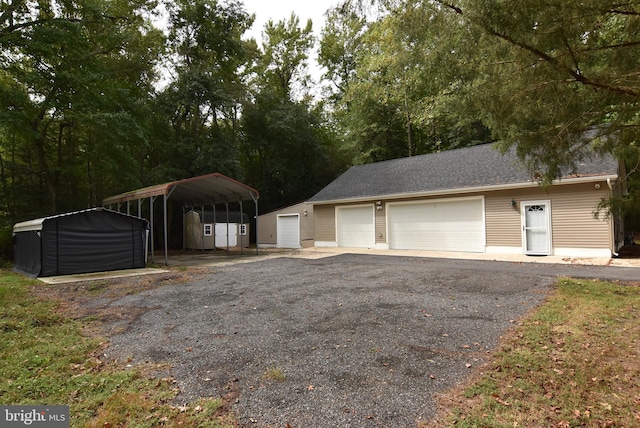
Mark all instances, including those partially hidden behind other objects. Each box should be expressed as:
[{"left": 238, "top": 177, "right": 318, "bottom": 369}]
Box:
[
  {"left": 103, "top": 173, "right": 259, "bottom": 265},
  {"left": 103, "top": 173, "right": 259, "bottom": 206}
]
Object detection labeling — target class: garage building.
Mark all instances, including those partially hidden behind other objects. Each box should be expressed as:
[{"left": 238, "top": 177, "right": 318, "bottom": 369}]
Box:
[{"left": 308, "top": 143, "right": 623, "bottom": 258}]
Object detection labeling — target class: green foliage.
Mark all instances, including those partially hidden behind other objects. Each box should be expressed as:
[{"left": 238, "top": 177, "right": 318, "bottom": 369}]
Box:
[
  {"left": 241, "top": 13, "right": 345, "bottom": 212},
  {"left": 320, "top": 0, "right": 491, "bottom": 165},
  {"left": 258, "top": 13, "right": 315, "bottom": 101},
  {"left": 146, "top": 0, "right": 253, "bottom": 181},
  {"left": 0, "top": 0, "right": 163, "bottom": 217},
  {"left": 438, "top": 0, "right": 640, "bottom": 181},
  {"left": 4, "top": 0, "right": 638, "bottom": 249},
  {"left": 0, "top": 226, "right": 11, "bottom": 265}
]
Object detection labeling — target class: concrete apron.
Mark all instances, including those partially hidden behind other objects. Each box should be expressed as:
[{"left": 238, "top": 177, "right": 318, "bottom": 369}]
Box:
[{"left": 38, "top": 267, "right": 170, "bottom": 285}]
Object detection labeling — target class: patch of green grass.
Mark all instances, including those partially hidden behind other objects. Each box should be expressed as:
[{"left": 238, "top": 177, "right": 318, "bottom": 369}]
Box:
[
  {"left": 431, "top": 278, "right": 640, "bottom": 427},
  {"left": 0, "top": 269, "right": 236, "bottom": 427}
]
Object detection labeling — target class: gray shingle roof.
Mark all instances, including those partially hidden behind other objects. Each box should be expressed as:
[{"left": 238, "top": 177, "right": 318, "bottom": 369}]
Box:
[{"left": 308, "top": 143, "right": 619, "bottom": 203}]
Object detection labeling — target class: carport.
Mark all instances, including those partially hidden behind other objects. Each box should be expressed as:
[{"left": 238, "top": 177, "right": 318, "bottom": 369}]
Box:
[{"left": 103, "top": 173, "right": 259, "bottom": 265}]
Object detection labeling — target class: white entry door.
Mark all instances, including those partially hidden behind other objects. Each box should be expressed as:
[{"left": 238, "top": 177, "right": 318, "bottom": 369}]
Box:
[{"left": 522, "top": 201, "right": 551, "bottom": 255}]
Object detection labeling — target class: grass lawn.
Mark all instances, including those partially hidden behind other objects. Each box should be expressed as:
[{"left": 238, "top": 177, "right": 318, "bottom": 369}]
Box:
[
  {"left": 0, "top": 269, "right": 236, "bottom": 427},
  {"left": 426, "top": 277, "right": 640, "bottom": 427},
  {"left": 1, "top": 269, "right": 638, "bottom": 427}
]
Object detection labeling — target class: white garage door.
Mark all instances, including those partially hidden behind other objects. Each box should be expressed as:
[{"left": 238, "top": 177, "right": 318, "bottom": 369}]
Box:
[
  {"left": 337, "top": 205, "right": 375, "bottom": 248},
  {"left": 277, "top": 214, "right": 300, "bottom": 248},
  {"left": 388, "top": 198, "right": 485, "bottom": 252}
]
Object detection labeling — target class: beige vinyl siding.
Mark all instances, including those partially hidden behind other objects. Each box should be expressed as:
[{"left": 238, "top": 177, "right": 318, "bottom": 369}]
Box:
[
  {"left": 314, "top": 204, "right": 336, "bottom": 242},
  {"left": 257, "top": 202, "right": 314, "bottom": 247},
  {"left": 550, "top": 184, "right": 611, "bottom": 249},
  {"left": 313, "top": 180, "right": 613, "bottom": 252},
  {"left": 485, "top": 192, "right": 525, "bottom": 247},
  {"left": 257, "top": 211, "right": 278, "bottom": 245},
  {"left": 375, "top": 204, "right": 386, "bottom": 244},
  {"left": 485, "top": 182, "right": 612, "bottom": 249}
]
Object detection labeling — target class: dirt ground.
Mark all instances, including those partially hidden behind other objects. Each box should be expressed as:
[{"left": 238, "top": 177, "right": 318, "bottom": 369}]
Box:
[{"left": 44, "top": 253, "right": 640, "bottom": 427}]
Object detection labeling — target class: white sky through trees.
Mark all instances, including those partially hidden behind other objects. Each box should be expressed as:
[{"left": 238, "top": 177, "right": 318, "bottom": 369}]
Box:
[{"left": 242, "top": 0, "right": 339, "bottom": 82}]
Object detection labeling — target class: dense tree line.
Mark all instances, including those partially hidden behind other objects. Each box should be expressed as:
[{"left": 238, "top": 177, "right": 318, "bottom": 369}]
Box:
[{"left": 2, "top": 0, "right": 639, "bottom": 258}]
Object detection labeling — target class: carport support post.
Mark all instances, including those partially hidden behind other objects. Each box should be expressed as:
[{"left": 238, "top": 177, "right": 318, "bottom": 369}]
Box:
[
  {"left": 201, "top": 204, "right": 205, "bottom": 252},
  {"left": 213, "top": 204, "right": 217, "bottom": 253},
  {"left": 181, "top": 206, "right": 185, "bottom": 251},
  {"left": 251, "top": 191, "right": 259, "bottom": 255},
  {"left": 149, "top": 196, "right": 155, "bottom": 264},
  {"left": 239, "top": 198, "right": 244, "bottom": 255},
  {"left": 163, "top": 194, "right": 168, "bottom": 266},
  {"left": 225, "top": 202, "right": 230, "bottom": 254}
]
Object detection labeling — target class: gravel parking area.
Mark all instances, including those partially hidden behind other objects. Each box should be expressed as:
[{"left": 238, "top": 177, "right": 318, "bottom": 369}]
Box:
[{"left": 102, "top": 254, "right": 556, "bottom": 427}]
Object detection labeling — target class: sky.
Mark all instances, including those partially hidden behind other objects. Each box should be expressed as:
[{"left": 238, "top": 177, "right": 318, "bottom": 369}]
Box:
[{"left": 241, "top": 0, "right": 338, "bottom": 43}]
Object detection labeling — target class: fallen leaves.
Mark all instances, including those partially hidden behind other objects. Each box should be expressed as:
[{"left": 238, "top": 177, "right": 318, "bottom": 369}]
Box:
[{"left": 491, "top": 394, "right": 510, "bottom": 406}]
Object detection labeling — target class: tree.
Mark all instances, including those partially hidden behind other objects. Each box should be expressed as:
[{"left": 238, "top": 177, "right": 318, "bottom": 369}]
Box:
[
  {"left": 433, "top": 0, "right": 640, "bottom": 182},
  {"left": 149, "top": 0, "right": 254, "bottom": 181},
  {"left": 320, "top": 0, "right": 490, "bottom": 165},
  {"left": 255, "top": 13, "right": 315, "bottom": 102},
  {"left": 0, "top": 0, "right": 163, "bottom": 214},
  {"left": 241, "top": 13, "right": 343, "bottom": 212},
  {"left": 319, "top": 1, "right": 367, "bottom": 99}
]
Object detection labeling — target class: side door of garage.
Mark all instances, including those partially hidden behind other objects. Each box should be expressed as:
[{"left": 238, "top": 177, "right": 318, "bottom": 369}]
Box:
[
  {"left": 388, "top": 197, "right": 485, "bottom": 252},
  {"left": 336, "top": 205, "right": 375, "bottom": 248},
  {"left": 277, "top": 214, "right": 300, "bottom": 248}
]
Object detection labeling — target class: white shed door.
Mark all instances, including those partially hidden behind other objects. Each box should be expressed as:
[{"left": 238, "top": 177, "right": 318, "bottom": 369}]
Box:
[
  {"left": 337, "top": 205, "right": 375, "bottom": 248},
  {"left": 277, "top": 214, "right": 300, "bottom": 248},
  {"left": 215, "top": 223, "right": 237, "bottom": 247},
  {"left": 388, "top": 199, "right": 485, "bottom": 252}
]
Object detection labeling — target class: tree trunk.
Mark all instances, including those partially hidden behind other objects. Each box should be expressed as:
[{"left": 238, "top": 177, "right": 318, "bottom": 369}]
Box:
[{"left": 404, "top": 89, "right": 415, "bottom": 156}]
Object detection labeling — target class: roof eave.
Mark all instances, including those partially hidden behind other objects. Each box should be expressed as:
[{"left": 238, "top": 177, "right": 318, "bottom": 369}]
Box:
[{"left": 309, "top": 174, "right": 619, "bottom": 205}]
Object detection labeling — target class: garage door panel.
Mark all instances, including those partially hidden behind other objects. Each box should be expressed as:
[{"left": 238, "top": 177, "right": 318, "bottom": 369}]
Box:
[
  {"left": 277, "top": 215, "right": 300, "bottom": 248},
  {"left": 389, "top": 199, "right": 484, "bottom": 252},
  {"left": 337, "top": 206, "right": 375, "bottom": 248}
]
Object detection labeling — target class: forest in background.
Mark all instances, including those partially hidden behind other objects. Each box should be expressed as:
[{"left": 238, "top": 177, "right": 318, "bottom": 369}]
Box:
[{"left": 2, "top": 0, "right": 640, "bottom": 258}]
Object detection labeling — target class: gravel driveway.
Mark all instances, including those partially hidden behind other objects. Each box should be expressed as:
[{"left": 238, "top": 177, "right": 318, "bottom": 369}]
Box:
[{"left": 102, "top": 254, "right": 559, "bottom": 427}]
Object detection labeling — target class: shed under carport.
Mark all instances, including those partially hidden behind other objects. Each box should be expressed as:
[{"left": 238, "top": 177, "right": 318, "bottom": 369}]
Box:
[{"left": 102, "top": 173, "right": 260, "bottom": 265}]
